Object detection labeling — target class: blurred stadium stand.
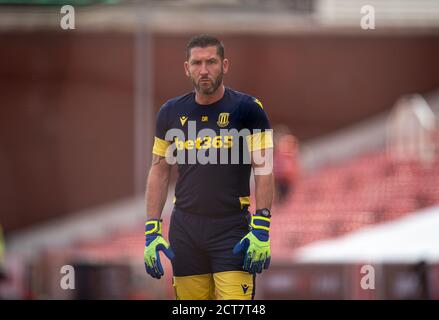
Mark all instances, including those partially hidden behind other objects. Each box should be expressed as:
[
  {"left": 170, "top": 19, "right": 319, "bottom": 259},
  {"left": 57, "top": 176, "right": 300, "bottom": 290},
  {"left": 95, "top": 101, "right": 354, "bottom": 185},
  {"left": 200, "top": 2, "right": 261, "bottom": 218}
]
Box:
[
  {"left": 1, "top": 0, "right": 439, "bottom": 299},
  {"left": 294, "top": 205, "right": 439, "bottom": 263}
]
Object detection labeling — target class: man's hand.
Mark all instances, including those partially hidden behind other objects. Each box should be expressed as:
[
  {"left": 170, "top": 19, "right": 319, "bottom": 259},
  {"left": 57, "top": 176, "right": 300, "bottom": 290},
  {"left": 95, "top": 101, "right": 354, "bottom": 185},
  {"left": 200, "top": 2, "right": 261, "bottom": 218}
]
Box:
[
  {"left": 144, "top": 219, "right": 174, "bottom": 279},
  {"left": 232, "top": 212, "right": 271, "bottom": 274}
]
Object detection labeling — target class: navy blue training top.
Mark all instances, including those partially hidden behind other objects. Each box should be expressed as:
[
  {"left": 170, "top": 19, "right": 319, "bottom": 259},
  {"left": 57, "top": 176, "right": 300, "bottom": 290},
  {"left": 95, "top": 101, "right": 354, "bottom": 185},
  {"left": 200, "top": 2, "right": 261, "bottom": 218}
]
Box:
[{"left": 152, "top": 86, "right": 272, "bottom": 217}]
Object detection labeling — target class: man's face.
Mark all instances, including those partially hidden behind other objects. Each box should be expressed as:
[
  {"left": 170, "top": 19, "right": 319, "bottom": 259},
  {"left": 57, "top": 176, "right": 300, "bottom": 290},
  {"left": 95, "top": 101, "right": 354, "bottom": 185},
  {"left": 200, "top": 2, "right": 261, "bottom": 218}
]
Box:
[{"left": 184, "top": 46, "right": 229, "bottom": 95}]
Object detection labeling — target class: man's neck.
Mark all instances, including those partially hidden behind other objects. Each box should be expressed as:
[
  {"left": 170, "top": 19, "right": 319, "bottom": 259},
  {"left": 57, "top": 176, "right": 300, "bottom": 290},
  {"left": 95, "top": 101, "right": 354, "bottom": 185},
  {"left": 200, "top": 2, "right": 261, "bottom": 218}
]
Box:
[{"left": 195, "top": 85, "right": 225, "bottom": 105}]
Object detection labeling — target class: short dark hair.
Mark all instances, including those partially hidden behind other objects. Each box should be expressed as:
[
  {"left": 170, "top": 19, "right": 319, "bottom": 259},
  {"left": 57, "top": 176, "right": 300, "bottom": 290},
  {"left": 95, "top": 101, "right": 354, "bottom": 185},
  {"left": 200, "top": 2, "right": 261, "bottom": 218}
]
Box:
[{"left": 186, "top": 34, "right": 225, "bottom": 60}]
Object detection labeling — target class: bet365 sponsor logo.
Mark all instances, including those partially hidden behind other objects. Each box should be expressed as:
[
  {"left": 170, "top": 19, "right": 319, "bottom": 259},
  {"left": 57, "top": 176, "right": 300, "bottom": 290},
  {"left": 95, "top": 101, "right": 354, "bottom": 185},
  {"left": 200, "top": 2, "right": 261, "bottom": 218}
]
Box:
[{"left": 174, "top": 136, "right": 233, "bottom": 150}]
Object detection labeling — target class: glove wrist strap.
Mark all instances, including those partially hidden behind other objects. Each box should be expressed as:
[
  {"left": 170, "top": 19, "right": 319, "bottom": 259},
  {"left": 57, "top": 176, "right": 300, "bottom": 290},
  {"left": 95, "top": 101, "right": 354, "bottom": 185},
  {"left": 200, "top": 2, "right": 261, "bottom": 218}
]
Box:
[
  {"left": 145, "top": 219, "right": 162, "bottom": 236},
  {"left": 250, "top": 215, "right": 270, "bottom": 232}
]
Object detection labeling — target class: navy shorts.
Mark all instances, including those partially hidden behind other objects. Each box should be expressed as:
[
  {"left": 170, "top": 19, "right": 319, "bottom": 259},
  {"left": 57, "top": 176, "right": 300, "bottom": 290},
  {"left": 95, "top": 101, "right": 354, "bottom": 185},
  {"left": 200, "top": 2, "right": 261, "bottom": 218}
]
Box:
[{"left": 169, "top": 207, "right": 250, "bottom": 277}]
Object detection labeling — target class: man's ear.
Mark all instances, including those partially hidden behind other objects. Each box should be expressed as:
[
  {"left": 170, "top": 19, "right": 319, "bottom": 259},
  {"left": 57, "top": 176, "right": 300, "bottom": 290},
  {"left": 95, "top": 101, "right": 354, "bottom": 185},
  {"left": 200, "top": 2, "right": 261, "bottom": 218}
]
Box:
[
  {"left": 223, "top": 58, "right": 229, "bottom": 74},
  {"left": 184, "top": 61, "right": 190, "bottom": 77}
]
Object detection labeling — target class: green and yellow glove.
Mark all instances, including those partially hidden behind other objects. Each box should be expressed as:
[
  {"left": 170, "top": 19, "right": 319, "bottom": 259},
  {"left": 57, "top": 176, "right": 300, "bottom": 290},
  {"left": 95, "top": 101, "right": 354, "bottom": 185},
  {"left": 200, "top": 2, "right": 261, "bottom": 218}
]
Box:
[
  {"left": 144, "top": 219, "right": 174, "bottom": 279},
  {"left": 233, "top": 210, "right": 271, "bottom": 274}
]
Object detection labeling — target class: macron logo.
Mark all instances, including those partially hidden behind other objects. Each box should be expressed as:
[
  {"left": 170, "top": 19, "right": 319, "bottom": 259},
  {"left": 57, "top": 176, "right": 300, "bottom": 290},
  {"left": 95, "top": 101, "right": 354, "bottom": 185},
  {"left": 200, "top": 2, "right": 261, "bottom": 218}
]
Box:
[
  {"left": 241, "top": 284, "right": 249, "bottom": 294},
  {"left": 180, "top": 116, "right": 188, "bottom": 126}
]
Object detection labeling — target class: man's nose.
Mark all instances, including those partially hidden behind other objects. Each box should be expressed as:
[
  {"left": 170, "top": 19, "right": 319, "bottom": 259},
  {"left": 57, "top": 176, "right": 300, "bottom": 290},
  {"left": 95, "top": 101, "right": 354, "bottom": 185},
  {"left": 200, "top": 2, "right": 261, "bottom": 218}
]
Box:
[{"left": 199, "top": 63, "right": 208, "bottom": 75}]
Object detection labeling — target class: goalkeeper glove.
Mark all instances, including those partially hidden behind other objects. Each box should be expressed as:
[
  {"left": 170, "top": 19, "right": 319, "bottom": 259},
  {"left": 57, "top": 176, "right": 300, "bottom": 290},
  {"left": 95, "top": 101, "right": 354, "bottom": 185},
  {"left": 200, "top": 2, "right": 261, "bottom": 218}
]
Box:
[
  {"left": 232, "top": 210, "right": 271, "bottom": 274},
  {"left": 144, "top": 219, "right": 174, "bottom": 279}
]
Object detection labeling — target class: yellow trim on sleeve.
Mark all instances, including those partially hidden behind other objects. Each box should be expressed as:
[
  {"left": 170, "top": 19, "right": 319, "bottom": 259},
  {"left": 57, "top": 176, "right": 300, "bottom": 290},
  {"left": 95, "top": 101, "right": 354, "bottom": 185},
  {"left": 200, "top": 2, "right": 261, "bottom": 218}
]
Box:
[
  {"left": 246, "top": 131, "right": 274, "bottom": 152},
  {"left": 152, "top": 137, "right": 170, "bottom": 157},
  {"left": 239, "top": 196, "right": 250, "bottom": 210},
  {"left": 254, "top": 98, "right": 264, "bottom": 109}
]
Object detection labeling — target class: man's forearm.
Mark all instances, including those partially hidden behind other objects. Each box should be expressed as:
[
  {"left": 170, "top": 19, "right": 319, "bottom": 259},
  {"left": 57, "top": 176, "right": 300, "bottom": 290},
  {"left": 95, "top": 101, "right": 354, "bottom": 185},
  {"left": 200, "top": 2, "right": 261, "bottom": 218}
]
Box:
[
  {"left": 252, "top": 147, "right": 274, "bottom": 211},
  {"left": 145, "top": 156, "right": 171, "bottom": 220},
  {"left": 254, "top": 173, "right": 274, "bottom": 211}
]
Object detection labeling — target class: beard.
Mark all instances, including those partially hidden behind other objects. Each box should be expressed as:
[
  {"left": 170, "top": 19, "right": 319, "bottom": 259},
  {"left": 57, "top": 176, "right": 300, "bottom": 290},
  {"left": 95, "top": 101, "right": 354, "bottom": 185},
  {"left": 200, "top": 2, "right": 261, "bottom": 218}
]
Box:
[{"left": 191, "top": 68, "right": 223, "bottom": 95}]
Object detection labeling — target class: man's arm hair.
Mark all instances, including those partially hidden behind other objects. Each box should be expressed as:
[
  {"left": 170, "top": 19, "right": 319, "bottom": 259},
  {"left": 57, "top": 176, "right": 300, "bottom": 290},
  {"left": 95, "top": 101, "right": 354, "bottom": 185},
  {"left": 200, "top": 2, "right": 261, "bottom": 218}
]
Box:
[
  {"left": 145, "top": 155, "right": 171, "bottom": 220},
  {"left": 252, "top": 148, "right": 274, "bottom": 211}
]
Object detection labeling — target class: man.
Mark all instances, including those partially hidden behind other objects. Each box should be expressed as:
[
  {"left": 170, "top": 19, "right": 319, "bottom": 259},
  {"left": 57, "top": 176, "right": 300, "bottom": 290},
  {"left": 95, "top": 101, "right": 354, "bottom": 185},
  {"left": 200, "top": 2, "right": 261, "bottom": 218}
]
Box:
[{"left": 144, "top": 34, "right": 274, "bottom": 300}]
